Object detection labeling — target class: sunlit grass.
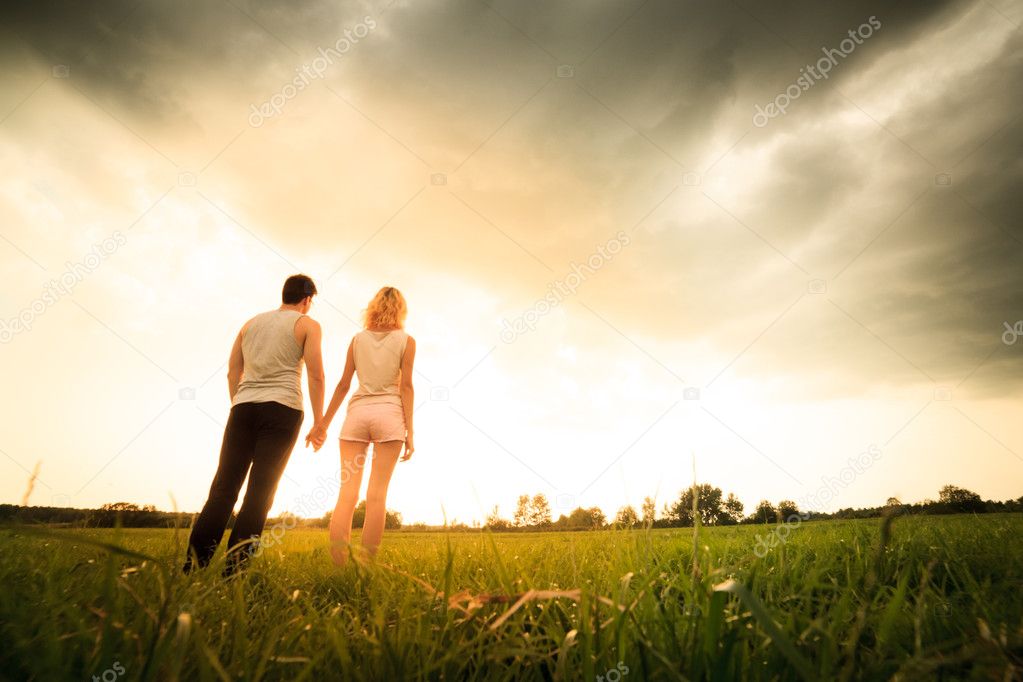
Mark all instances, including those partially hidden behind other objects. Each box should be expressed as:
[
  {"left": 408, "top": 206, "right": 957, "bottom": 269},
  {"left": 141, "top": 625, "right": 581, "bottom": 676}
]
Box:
[{"left": 1, "top": 515, "right": 1021, "bottom": 680}]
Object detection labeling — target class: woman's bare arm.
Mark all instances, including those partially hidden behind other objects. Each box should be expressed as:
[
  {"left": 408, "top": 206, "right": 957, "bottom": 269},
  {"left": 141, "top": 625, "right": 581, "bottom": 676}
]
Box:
[
  {"left": 305, "top": 340, "right": 354, "bottom": 450},
  {"left": 399, "top": 336, "right": 416, "bottom": 460},
  {"left": 322, "top": 340, "right": 357, "bottom": 429}
]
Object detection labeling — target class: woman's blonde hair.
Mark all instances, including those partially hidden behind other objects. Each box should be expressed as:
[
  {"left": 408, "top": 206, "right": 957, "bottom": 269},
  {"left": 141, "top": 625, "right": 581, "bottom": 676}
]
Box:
[{"left": 363, "top": 286, "right": 407, "bottom": 330}]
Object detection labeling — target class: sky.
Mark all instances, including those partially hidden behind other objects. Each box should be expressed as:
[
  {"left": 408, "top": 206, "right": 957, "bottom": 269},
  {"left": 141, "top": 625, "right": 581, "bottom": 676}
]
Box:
[{"left": 1, "top": 0, "right": 1021, "bottom": 525}]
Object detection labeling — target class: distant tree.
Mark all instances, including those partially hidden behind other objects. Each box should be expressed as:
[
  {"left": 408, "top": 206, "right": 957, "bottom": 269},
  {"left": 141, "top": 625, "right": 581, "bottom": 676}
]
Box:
[
  {"left": 101, "top": 502, "right": 141, "bottom": 512},
  {"left": 938, "top": 485, "right": 983, "bottom": 513},
  {"left": 352, "top": 502, "right": 366, "bottom": 528},
  {"left": 308, "top": 511, "right": 331, "bottom": 528},
  {"left": 661, "top": 502, "right": 673, "bottom": 522},
  {"left": 566, "top": 508, "right": 589, "bottom": 529},
  {"left": 885, "top": 497, "right": 901, "bottom": 506},
  {"left": 484, "top": 505, "right": 511, "bottom": 531},
  {"left": 350, "top": 501, "right": 401, "bottom": 529},
  {"left": 777, "top": 500, "right": 800, "bottom": 523},
  {"left": 641, "top": 496, "right": 657, "bottom": 525},
  {"left": 668, "top": 484, "right": 724, "bottom": 526},
  {"left": 513, "top": 495, "right": 531, "bottom": 527},
  {"left": 529, "top": 494, "right": 552, "bottom": 527},
  {"left": 721, "top": 493, "right": 744, "bottom": 525},
  {"left": 385, "top": 511, "right": 403, "bottom": 529},
  {"left": 614, "top": 505, "right": 639, "bottom": 528},
  {"left": 753, "top": 500, "right": 775, "bottom": 524},
  {"left": 565, "top": 507, "right": 604, "bottom": 529}
]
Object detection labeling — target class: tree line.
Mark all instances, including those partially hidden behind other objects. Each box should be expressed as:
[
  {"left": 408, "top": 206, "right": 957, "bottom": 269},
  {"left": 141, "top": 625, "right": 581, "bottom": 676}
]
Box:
[
  {"left": 478, "top": 484, "right": 1023, "bottom": 531},
  {"left": 1, "top": 484, "right": 1019, "bottom": 530},
  {"left": 0, "top": 501, "right": 403, "bottom": 530},
  {"left": 0, "top": 502, "right": 189, "bottom": 528}
]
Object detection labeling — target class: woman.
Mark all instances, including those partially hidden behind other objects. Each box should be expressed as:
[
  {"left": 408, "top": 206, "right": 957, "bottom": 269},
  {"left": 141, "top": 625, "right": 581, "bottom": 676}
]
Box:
[{"left": 307, "top": 287, "right": 415, "bottom": 566}]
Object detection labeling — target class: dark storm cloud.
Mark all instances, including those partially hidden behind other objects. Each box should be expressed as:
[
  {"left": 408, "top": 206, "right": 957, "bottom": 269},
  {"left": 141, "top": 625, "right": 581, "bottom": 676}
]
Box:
[
  {"left": 0, "top": 0, "right": 375, "bottom": 123},
  {"left": 2, "top": 0, "right": 1020, "bottom": 396},
  {"left": 731, "top": 0, "right": 964, "bottom": 54},
  {"left": 810, "top": 22, "right": 1023, "bottom": 394},
  {"left": 546, "top": 0, "right": 1023, "bottom": 396},
  {"left": 569, "top": 0, "right": 964, "bottom": 161},
  {"left": 0, "top": 0, "right": 960, "bottom": 129}
]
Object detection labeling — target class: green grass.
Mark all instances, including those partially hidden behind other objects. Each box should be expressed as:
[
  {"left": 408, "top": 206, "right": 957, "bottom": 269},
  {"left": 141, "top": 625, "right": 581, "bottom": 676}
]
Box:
[{"left": 1, "top": 515, "right": 1021, "bottom": 680}]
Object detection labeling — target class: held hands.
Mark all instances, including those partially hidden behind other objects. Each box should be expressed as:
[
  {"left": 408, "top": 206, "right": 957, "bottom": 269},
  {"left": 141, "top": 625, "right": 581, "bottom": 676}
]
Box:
[
  {"left": 306, "top": 422, "right": 412, "bottom": 457},
  {"left": 305, "top": 421, "right": 328, "bottom": 452},
  {"left": 401, "top": 432, "right": 415, "bottom": 461}
]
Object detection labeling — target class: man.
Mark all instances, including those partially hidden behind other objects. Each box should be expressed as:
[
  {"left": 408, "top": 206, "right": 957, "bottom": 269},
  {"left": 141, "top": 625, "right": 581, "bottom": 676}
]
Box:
[{"left": 185, "top": 274, "right": 326, "bottom": 573}]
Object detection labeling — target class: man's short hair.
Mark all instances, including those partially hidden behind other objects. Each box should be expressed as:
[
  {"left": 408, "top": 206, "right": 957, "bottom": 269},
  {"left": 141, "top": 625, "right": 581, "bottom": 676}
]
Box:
[{"left": 282, "top": 274, "right": 317, "bottom": 304}]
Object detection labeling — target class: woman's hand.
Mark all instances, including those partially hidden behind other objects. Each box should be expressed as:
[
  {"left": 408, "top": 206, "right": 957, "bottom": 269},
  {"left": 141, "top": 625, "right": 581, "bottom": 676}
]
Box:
[
  {"left": 305, "top": 422, "right": 328, "bottom": 452},
  {"left": 401, "top": 433, "right": 415, "bottom": 461}
]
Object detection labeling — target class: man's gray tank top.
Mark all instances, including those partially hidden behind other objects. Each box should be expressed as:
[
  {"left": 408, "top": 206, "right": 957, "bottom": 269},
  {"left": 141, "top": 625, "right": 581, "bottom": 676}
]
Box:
[{"left": 232, "top": 309, "right": 305, "bottom": 412}]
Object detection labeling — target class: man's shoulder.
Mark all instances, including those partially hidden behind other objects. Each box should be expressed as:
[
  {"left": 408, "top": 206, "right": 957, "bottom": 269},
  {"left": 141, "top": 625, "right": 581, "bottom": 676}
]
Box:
[
  {"left": 240, "top": 311, "right": 269, "bottom": 334},
  {"left": 249, "top": 309, "right": 277, "bottom": 323}
]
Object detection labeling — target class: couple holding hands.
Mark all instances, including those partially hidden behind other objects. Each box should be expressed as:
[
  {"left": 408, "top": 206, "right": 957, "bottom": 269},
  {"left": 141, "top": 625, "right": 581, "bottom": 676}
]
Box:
[{"left": 184, "top": 275, "right": 415, "bottom": 574}]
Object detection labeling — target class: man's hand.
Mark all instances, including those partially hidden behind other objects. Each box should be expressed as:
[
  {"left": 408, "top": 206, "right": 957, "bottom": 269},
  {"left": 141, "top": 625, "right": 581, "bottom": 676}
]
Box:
[
  {"left": 305, "top": 422, "right": 327, "bottom": 452},
  {"left": 401, "top": 433, "right": 414, "bottom": 461}
]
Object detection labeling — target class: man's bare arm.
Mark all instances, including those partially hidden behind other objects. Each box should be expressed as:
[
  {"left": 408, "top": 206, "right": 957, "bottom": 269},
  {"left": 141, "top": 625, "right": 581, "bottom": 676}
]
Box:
[
  {"left": 301, "top": 318, "right": 326, "bottom": 424},
  {"left": 227, "top": 329, "right": 245, "bottom": 399}
]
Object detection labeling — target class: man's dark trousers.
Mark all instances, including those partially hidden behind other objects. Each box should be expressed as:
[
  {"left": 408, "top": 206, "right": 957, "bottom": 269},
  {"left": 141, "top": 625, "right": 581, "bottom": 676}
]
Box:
[{"left": 185, "top": 401, "right": 303, "bottom": 572}]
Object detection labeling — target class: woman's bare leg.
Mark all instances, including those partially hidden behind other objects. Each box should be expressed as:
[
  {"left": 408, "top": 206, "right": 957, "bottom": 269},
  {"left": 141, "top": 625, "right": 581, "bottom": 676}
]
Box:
[
  {"left": 361, "top": 440, "right": 402, "bottom": 559},
  {"left": 329, "top": 439, "right": 368, "bottom": 566}
]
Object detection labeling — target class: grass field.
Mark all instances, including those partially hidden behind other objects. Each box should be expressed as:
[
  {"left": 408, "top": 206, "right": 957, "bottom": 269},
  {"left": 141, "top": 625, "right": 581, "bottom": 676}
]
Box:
[{"left": 1, "top": 514, "right": 1021, "bottom": 681}]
